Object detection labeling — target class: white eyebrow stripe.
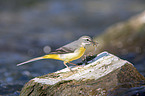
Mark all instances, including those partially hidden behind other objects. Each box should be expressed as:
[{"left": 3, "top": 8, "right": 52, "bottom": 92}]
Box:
[{"left": 82, "top": 38, "right": 90, "bottom": 39}]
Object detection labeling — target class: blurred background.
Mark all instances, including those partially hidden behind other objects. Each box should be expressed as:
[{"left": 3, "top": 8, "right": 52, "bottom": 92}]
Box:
[{"left": 0, "top": 0, "right": 145, "bottom": 95}]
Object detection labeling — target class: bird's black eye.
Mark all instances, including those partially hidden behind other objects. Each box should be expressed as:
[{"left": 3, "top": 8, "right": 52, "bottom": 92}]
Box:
[{"left": 86, "top": 39, "right": 89, "bottom": 41}]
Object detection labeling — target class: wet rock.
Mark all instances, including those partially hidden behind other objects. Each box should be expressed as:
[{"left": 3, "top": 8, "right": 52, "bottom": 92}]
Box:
[{"left": 19, "top": 52, "right": 145, "bottom": 96}]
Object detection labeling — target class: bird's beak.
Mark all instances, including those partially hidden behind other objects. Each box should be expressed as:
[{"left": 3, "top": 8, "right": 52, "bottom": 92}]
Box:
[{"left": 91, "top": 41, "right": 98, "bottom": 46}]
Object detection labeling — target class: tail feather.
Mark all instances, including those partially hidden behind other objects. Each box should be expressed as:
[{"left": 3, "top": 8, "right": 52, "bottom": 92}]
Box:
[{"left": 17, "top": 57, "right": 44, "bottom": 66}]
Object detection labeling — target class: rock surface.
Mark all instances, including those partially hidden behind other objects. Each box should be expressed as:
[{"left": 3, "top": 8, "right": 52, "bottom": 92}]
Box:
[
  {"left": 92, "top": 11, "right": 145, "bottom": 78},
  {"left": 20, "top": 52, "right": 145, "bottom": 96}
]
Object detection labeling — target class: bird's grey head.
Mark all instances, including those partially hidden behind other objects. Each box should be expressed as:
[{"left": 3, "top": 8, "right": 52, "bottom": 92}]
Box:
[
  {"left": 78, "top": 36, "right": 98, "bottom": 47},
  {"left": 78, "top": 36, "right": 93, "bottom": 45}
]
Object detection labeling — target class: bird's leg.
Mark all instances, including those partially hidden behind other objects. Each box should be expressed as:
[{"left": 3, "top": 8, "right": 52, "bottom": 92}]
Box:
[
  {"left": 83, "top": 55, "right": 88, "bottom": 65},
  {"left": 63, "top": 62, "right": 72, "bottom": 71},
  {"left": 68, "top": 62, "right": 79, "bottom": 67}
]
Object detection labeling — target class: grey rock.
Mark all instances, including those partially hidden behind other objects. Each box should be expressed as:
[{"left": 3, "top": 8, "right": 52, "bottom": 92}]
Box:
[{"left": 20, "top": 52, "right": 145, "bottom": 96}]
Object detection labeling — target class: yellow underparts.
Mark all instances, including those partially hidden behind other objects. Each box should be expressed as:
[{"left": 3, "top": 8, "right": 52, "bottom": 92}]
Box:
[
  {"left": 42, "top": 46, "right": 86, "bottom": 63},
  {"left": 65, "top": 46, "right": 86, "bottom": 62}
]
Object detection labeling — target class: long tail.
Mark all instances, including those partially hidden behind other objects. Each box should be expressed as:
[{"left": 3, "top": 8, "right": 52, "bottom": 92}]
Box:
[
  {"left": 17, "top": 57, "right": 44, "bottom": 66},
  {"left": 17, "top": 54, "right": 61, "bottom": 66}
]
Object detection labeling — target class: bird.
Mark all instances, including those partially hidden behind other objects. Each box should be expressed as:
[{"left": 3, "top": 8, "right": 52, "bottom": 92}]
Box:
[{"left": 17, "top": 36, "right": 98, "bottom": 71}]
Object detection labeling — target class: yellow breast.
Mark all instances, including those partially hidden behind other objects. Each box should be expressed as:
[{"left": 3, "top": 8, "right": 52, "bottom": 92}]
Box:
[{"left": 60, "top": 47, "right": 86, "bottom": 62}]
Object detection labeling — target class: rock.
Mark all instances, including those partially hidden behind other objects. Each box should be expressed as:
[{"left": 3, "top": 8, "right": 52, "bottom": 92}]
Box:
[
  {"left": 19, "top": 52, "right": 145, "bottom": 96},
  {"left": 94, "top": 11, "right": 145, "bottom": 56}
]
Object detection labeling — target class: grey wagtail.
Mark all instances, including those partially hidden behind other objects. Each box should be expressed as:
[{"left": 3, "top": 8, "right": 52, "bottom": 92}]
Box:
[{"left": 17, "top": 36, "right": 97, "bottom": 70}]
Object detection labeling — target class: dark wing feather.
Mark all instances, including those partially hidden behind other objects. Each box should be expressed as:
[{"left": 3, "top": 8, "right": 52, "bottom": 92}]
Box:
[
  {"left": 51, "top": 40, "right": 80, "bottom": 54},
  {"left": 51, "top": 46, "right": 74, "bottom": 54}
]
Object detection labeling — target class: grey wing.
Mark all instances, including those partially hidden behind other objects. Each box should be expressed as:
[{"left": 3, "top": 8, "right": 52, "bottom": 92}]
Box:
[{"left": 51, "top": 40, "right": 80, "bottom": 54}]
